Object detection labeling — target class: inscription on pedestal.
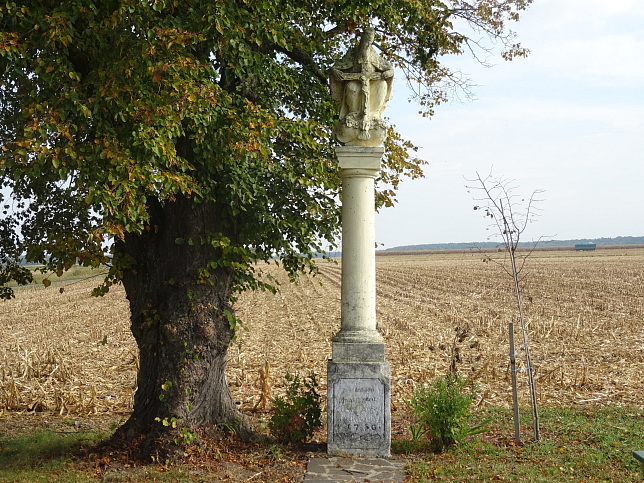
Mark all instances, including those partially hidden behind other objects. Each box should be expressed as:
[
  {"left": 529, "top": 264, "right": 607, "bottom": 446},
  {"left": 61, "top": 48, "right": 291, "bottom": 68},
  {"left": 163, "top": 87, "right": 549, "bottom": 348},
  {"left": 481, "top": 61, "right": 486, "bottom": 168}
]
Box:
[{"left": 331, "top": 378, "right": 385, "bottom": 449}]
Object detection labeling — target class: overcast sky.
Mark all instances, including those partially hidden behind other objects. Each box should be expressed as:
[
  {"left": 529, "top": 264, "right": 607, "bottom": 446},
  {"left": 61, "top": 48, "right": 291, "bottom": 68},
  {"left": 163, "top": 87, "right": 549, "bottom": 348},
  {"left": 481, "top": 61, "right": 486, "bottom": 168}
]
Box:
[{"left": 375, "top": 0, "right": 644, "bottom": 248}]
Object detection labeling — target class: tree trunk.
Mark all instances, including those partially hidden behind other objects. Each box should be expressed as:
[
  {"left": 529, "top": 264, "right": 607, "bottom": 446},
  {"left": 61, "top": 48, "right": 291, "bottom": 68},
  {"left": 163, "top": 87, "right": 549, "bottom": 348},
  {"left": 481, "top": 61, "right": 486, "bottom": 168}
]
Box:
[{"left": 112, "top": 196, "right": 254, "bottom": 455}]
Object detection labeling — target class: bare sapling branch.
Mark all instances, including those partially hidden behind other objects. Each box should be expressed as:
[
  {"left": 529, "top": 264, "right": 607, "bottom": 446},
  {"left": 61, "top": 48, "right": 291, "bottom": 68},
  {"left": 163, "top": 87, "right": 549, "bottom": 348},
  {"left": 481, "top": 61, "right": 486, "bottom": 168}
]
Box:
[{"left": 467, "top": 170, "right": 543, "bottom": 442}]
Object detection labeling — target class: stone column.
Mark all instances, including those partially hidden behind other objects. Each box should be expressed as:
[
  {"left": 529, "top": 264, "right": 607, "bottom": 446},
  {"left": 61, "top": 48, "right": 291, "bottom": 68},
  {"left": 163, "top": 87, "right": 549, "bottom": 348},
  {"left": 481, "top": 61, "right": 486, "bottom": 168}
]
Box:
[
  {"left": 327, "top": 145, "right": 391, "bottom": 457},
  {"left": 332, "top": 146, "right": 385, "bottom": 362}
]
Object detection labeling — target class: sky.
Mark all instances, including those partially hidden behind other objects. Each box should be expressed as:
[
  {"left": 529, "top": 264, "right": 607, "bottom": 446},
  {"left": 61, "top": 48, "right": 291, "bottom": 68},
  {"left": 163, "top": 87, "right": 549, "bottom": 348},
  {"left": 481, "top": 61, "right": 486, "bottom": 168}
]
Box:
[{"left": 375, "top": 0, "right": 644, "bottom": 249}]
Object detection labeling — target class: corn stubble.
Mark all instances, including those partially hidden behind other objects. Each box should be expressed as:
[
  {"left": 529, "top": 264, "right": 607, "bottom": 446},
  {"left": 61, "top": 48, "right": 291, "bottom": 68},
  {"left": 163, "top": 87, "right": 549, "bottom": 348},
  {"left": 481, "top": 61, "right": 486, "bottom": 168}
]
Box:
[
  {"left": 1, "top": 249, "right": 643, "bottom": 420},
  {"left": 0, "top": 281, "right": 135, "bottom": 415}
]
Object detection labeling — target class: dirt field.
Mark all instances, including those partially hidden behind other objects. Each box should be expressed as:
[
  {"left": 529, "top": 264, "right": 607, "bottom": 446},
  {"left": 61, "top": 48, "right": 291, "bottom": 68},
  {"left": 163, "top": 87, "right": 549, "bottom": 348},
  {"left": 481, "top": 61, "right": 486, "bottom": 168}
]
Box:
[{"left": 1, "top": 248, "right": 643, "bottom": 432}]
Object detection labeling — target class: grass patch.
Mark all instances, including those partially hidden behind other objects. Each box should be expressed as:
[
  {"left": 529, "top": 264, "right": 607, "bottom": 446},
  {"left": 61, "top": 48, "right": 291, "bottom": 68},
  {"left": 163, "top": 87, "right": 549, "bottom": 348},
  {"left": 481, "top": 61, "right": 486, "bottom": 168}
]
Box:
[
  {"left": 0, "top": 405, "right": 641, "bottom": 481},
  {"left": 400, "top": 405, "right": 644, "bottom": 482},
  {"left": 0, "top": 430, "right": 106, "bottom": 482}
]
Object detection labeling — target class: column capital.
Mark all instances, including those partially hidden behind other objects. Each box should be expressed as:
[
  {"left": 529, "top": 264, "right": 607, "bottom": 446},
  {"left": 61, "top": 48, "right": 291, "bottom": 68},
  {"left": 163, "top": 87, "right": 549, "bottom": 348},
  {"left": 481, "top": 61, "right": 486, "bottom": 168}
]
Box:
[{"left": 335, "top": 146, "right": 384, "bottom": 171}]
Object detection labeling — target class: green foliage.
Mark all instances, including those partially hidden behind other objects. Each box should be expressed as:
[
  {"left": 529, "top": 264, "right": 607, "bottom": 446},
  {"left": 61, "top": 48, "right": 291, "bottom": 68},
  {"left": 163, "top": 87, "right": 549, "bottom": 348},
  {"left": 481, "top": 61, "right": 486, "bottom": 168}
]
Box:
[
  {"left": 174, "top": 427, "right": 198, "bottom": 447},
  {"left": 268, "top": 373, "right": 322, "bottom": 444},
  {"left": 154, "top": 416, "right": 177, "bottom": 429},
  {"left": 223, "top": 308, "right": 246, "bottom": 334},
  {"left": 1, "top": 0, "right": 532, "bottom": 298},
  {"left": 409, "top": 374, "right": 489, "bottom": 452},
  {"left": 158, "top": 380, "right": 174, "bottom": 401}
]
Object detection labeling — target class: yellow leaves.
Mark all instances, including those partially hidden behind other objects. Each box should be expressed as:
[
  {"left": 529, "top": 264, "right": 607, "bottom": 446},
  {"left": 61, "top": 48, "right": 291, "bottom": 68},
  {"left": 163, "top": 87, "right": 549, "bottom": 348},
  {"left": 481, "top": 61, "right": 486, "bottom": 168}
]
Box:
[
  {"left": 67, "top": 71, "right": 81, "bottom": 82},
  {"left": 107, "top": 223, "right": 125, "bottom": 241},
  {"left": 501, "top": 43, "right": 529, "bottom": 62},
  {"left": 42, "top": 12, "right": 74, "bottom": 48},
  {"left": 127, "top": 165, "right": 140, "bottom": 182},
  {"left": 77, "top": 103, "right": 92, "bottom": 119},
  {"left": 0, "top": 32, "right": 19, "bottom": 54},
  {"left": 234, "top": 139, "right": 262, "bottom": 154}
]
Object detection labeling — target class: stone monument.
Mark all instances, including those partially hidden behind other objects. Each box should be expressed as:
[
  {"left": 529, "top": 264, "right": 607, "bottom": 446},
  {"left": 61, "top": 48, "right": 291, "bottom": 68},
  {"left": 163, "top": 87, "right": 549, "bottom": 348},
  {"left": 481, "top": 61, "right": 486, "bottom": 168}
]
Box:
[
  {"left": 330, "top": 27, "right": 394, "bottom": 147},
  {"left": 327, "top": 27, "right": 392, "bottom": 457}
]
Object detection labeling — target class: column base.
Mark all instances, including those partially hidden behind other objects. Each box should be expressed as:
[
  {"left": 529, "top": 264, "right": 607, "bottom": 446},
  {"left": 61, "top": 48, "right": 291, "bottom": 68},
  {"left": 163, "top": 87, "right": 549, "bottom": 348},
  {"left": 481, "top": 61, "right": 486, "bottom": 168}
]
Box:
[
  {"left": 332, "top": 329, "right": 385, "bottom": 362},
  {"left": 327, "top": 360, "right": 391, "bottom": 457},
  {"left": 332, "top": 342, "right": 385, "bottom": 362}
]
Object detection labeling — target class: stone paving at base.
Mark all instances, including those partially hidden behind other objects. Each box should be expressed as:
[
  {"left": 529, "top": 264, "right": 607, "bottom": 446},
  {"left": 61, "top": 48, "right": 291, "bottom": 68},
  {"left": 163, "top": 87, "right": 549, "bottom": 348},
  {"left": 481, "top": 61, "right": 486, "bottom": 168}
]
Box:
[{"left": 304, "top": 456, "right": 406, "bottom": 482}]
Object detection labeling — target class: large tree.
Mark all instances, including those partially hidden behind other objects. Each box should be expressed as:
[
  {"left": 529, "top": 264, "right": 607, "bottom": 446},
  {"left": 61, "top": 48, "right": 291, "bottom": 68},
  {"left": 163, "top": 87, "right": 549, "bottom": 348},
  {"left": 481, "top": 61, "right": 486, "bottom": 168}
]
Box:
[{"left": 1, "top": 0, "right": 531, "bottom": 453}]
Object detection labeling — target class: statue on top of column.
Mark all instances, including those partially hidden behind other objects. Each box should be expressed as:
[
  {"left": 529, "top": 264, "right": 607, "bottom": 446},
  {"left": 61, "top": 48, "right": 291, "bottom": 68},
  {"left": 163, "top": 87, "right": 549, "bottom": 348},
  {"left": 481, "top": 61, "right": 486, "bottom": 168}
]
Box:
[{"left": 330, "top": 27, "right": 394, "bottom": 147}]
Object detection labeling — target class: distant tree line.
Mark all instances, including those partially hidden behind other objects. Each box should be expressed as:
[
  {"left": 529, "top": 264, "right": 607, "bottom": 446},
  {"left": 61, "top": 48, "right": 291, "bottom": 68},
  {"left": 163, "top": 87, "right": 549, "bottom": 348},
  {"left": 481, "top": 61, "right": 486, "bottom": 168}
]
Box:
[{"left": 384, "top": 236, "right": 644, "bottom": 252}]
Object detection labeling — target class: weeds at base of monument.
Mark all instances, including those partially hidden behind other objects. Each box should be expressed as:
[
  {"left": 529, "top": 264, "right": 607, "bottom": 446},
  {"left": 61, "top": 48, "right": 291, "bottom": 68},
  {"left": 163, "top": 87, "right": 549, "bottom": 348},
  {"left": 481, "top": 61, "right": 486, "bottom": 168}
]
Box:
[
  {"left": 268, "top": 372, "right": 322, "bottom": 444},
  {"left": 408, "top": 374, "right": 490, "bottom": 453}
]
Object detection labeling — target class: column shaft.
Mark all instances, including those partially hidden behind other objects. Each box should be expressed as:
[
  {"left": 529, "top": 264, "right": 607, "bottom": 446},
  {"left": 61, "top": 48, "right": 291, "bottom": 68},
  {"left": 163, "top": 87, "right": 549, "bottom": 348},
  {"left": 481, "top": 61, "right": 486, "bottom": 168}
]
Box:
[
  {"left": 340, "top": 170, "right": 377, "bottom": 333},
  {"left": 332, "top": 146, "right": 384, "bottom": 361}
]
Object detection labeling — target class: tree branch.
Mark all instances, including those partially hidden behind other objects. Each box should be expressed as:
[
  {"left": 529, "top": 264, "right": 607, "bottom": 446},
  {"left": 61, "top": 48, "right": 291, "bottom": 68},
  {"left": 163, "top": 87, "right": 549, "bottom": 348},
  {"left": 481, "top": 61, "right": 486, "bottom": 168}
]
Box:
[{"left": 272, "top": 44, "right": 328, "bottom": 85}]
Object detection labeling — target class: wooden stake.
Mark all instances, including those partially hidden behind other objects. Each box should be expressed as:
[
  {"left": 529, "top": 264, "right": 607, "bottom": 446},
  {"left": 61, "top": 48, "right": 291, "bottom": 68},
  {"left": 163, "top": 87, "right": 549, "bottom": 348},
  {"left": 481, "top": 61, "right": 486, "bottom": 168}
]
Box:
[{"left": 509, "top": 323, "right": 521, "bottom": 443}]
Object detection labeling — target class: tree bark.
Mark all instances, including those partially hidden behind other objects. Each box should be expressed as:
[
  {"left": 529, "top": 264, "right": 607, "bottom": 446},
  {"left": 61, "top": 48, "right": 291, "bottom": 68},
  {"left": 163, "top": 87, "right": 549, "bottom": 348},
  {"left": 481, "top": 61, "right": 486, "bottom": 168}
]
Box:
[{"left": 112, "top": 195, "right": 254, "bottom": 455}]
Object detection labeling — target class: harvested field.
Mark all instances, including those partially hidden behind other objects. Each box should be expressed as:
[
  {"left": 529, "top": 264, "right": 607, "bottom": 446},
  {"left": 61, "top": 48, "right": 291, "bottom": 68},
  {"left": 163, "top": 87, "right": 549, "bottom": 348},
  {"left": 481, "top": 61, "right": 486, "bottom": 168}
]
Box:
[
  {"left": 1, "top": 249, "right": 643, "bottom": 428},
  {"left": 0, "top": 279, "right": 134, "bottom": 417}
]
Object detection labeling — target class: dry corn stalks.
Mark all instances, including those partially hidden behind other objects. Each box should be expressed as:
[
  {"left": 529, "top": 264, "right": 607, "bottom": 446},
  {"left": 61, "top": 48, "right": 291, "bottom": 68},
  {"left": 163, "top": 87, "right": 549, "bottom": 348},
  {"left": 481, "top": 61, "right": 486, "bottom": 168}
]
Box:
[
  {"left": 253, "top": 361, "right": 273, "bottom": 410},
  {"left": 1, "top": 249, "right": 643, "bottom": 420}
]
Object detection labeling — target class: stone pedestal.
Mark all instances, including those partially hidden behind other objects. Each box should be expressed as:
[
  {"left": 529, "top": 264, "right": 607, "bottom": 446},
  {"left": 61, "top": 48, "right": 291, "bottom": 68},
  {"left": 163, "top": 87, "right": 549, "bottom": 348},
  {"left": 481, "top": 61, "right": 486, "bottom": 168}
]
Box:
[
  {"left": 327, "top": 146, "right": 391, "bottom": 457},
  {"left": 327, "top": 360, "right": 391, "bottom": 457}
]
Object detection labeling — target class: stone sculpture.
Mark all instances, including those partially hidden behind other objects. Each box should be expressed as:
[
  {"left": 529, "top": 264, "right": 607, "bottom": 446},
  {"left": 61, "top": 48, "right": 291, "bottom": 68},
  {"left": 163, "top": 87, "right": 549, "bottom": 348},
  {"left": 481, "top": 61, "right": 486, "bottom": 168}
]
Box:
[
  {"left": 330, "top": 27, "right": 393, "bottom": 147},
  {"left": 327, "top": 26, "right": 392, "bottom": 457}
]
